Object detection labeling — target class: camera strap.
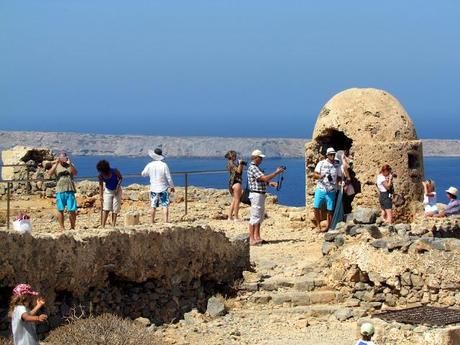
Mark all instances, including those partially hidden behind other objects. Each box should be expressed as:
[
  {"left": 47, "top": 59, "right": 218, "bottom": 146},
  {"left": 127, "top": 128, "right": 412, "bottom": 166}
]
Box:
[{"left": 276, "top": 172, "right": 284, "bottom": 191}]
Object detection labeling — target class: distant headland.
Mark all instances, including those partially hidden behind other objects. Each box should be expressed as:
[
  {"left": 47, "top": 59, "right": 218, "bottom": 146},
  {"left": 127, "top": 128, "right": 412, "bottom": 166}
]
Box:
[{"left": 0, "top": 130, "right": 459, "bottom": 158}]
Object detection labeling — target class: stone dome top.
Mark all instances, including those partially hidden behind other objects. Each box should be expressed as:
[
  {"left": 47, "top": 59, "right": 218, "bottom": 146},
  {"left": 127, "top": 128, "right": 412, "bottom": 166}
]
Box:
[{"left": 312, "top": 88, "right": 418, "bottom": 143}]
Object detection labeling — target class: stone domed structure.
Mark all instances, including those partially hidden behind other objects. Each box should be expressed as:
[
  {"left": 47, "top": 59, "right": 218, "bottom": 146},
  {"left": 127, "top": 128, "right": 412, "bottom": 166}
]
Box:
[{"left": 305, "top": 88, "right": 424, "bottom": 221}]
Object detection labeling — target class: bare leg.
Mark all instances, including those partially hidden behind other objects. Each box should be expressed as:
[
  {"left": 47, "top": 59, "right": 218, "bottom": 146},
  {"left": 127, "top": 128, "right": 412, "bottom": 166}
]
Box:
[
  {"left": 326, "top": 211, "right": 333, "bottom": 231},
  {"left": 163, "top": 207, "right": 169, "bottom": 223},
  {"left": 101, "top": 210, "right": 109, "bottom": 228},
  {"left": 254, "top": 223, "right": 262, "bottom": 242},
  {"left": 314, "top": 208, "right": 322, "bottom": 231},
  {"left": 228, "top": 198, "right": 234, "bottom": 220},
  {"left": 232, "top": 184, "right": 243, "bottom": 219},
  {"left": 57, "top": 211, "right": 65, "bottom": 230},
  {"left": 150, "top": 208, "right": 156, "bottom": 223},
  {"left": 69, "top": 211, "right": 76, "bottom": 230},
  {"left": 112, "top": 212, "right": 118, "bottom": 227},
  {"left": 385, "top": 209, "right": 393, "bottom": 224},
  {"left": 248, "top": 223, "right": 256, "bottom": 245}
]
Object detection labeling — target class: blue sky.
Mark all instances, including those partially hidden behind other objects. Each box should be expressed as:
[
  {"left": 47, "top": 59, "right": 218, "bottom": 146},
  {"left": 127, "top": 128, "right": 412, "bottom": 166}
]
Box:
[{"left": 1, "top": 1, "right": 459, "bottom": 138}]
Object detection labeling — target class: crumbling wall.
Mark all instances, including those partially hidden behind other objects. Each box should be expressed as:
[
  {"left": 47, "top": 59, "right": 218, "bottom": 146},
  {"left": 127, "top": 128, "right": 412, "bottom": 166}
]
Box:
[{"left": 0, "top": 226, "right": 249, "bottom": 334}]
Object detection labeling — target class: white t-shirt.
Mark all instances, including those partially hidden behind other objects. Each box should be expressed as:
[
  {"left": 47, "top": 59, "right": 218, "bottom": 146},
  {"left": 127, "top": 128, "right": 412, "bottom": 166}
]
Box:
[
  {"left": 376, "top": 174, "right": 388, "bottom": 192},
  {"left": 355, "top": 340, "right": 376, "bottom": 345},
  {"left": 12, "top": 305, "right": 39, "bottom": 345},
  {"left": 141, "top": 161, "right": 175, "bottom": 193},
  {"left": 423, "top": 192, "right": 438, "bottom": 213},
  {"left": 314, "top": 159, "right": 342, "bottom": 192}
]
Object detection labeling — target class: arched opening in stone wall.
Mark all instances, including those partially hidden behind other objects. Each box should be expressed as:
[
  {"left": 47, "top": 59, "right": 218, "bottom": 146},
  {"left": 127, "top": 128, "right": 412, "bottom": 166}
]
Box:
[{"left": 314, "top": 129, "right": 353, "bottom": 155}]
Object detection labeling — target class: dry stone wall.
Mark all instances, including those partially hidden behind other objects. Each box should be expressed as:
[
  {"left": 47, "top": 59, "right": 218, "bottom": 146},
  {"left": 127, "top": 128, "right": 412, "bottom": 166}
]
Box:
[{"left": 0, "top": 225, "right": 249, "bottom": 335}]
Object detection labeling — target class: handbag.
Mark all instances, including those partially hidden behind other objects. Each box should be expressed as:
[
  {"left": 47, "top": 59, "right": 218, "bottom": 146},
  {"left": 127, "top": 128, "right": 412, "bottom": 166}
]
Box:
[{"left": 240, "top": 187, "right": 251, "bottom": 205}]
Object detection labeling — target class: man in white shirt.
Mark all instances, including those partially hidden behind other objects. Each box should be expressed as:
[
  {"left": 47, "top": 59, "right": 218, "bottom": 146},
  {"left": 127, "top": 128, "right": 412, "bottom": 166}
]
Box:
[{"left": 141, "top": 148, "right": 175, "bottom": 223}]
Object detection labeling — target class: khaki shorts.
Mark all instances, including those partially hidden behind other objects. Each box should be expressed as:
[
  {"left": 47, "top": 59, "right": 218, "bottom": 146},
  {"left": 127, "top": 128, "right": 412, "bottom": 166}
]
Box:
[
  {"left": 249, "top": 192, "right": 266, "bottom": 225},
  {"left": 103, "top": 188, "right": 122, "bottom": 213}
]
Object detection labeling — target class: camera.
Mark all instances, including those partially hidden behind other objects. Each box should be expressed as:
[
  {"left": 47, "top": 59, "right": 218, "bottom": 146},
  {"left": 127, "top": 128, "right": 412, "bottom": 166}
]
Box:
[
  {"left": 239, "top": 160, "right": 247, "bottom": 166},
  {"left": 280, "top": 166, "right": 287, "bottom": 170},
  {"left": 327, "top": 174, "right": 333, "bottom": 182},
  {"left": 391, "top": 173, "right": 397, "bottom": 178}
]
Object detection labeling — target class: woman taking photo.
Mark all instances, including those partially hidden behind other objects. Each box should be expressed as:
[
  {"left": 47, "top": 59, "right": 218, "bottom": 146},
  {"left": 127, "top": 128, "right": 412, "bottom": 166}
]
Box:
[
  {"left": 376, "top": 164, "right": 394, "bottom": 224},
  {"left": 225, "top": 150, "right": 245, "bottom": 221}
]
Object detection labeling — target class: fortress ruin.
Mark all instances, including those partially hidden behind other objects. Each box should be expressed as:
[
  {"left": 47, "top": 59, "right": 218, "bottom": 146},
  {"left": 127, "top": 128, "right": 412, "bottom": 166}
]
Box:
[{"left": 305, "top": 88, "right": 425, "bottom": 221}]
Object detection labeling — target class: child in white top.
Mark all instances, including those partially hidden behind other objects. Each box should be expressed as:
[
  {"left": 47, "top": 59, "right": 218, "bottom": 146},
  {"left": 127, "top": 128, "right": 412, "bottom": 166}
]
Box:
[
  {"left": 355, "top": 322, "right": 377, "bottom": 345},
  {"left": 9, "top": 284, "right": 47, "bottom": 345},
  {"left": 423, "top": 179, "right": 438, "bottom": 215}
]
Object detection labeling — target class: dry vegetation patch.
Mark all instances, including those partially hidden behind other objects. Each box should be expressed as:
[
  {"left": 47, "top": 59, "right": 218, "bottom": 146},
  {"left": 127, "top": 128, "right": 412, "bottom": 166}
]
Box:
[{"left": 44, "top": 313, "right": 166, "bottom": 345}]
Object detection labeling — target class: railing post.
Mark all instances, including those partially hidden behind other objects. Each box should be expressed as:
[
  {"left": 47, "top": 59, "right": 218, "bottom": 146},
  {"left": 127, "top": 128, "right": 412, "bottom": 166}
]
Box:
[
  {"left": 6, "top": 182, "right": 11, "bottom": 229},
  {"left": 184, "top": 173, "right": 188, "bottom": 215}
]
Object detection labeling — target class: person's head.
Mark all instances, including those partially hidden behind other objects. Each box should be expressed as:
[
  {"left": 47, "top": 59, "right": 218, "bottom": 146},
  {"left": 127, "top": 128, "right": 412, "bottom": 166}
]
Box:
[
  {"left": 425, "top": 179, "right": 436, "bottom": 193},
  {"left": 58, "top": 151, "right": 68, "bottom": 164},
  {"left": 380, "top": 164, "right": 392, "bottom": 177},
  {"left": 96, "top": 160, "right": 111, "bottom": 175},
  {"left": 9, "top": 284, "right": 39, "bottom": 317},
  {"left": 360, "top": 322, "right": 375, "bottom": 340},
  {"left": 148, "top": 148, "right": 165, "bottom": 161},
  {"left": 326, "top": 147, "right": 336, "bottom": 162},
  {"left": 446, "top": 186, "right": 458, "bottom": 200},
  {"left": 251, "top": 150, "right": 266, "bottom": 165},
  {"left": 225, "top": 150, "right": 237, "bottom": 161}
]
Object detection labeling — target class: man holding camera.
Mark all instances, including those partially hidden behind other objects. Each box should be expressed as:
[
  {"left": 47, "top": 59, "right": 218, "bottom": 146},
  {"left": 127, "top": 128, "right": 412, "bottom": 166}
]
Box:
[
  {"left": 247, "top": 149, "right": 285, "bottom": 246},
  {"left": 48, "top": 151, "right": 78, "bottom": 230},
  {"left": 312, "top": 147, "right": 342, "bottom": 232}
]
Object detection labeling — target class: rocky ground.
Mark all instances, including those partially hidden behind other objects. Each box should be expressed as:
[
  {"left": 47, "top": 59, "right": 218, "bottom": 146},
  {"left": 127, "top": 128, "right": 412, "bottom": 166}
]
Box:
[{"left": 1, "top": 186, "right": 459, "bottom": 344}]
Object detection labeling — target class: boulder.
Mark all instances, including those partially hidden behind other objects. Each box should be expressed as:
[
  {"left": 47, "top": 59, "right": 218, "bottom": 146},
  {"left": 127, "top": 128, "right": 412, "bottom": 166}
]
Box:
[
  {"left": 352, "top": 208, "right": 378, "bottom": 224},
  {"left": 124, "top": 211, "right": 140, "bottom": 226},
  {"left": 206, "top": 296, "right": 227, "bottom": 317}
]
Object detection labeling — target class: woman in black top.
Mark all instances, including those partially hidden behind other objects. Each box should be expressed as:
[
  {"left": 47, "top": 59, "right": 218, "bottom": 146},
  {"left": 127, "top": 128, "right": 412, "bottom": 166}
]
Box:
[{"left": 225, "top": 150, "right": 245, "bottom": 221}]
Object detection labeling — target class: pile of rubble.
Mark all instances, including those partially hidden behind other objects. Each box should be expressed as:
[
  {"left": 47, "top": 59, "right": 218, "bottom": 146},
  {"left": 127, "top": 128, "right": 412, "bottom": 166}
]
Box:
[{"left": 321, "top": 207, "right": 460, "bottom": 314}]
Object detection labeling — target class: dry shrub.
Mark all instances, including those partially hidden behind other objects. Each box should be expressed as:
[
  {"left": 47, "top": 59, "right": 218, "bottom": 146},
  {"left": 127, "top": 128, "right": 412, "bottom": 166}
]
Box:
[
  {"left": 45, "top": 313, "right": 165, "bottom": 345},
  {"left": 0, "top": 337, "right": 12, "bottom": 345}
]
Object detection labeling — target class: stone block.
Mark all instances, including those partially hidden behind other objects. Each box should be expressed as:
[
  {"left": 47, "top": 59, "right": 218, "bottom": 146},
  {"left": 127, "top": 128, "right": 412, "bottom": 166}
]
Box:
[
  {"left": 124, "top": 211, "right": 140, "bottom": 226},
  {"left": 352, "top": 207, "right": 378, "bottom": 224}
]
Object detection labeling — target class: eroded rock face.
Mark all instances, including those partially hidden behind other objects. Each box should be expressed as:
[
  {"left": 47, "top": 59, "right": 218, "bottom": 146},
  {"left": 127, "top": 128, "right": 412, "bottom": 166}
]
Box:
[
  {"left": 305, "top": 88, "right": 424, "bottom": 222},
  {"left": 0, "top": 225, "right": 249, "bottom": 332}
]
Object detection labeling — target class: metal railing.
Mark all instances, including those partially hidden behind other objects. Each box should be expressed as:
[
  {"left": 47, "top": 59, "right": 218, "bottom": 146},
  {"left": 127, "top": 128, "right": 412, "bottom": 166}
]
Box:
[{"left": 1, "top": 164, "right": 228, "bottom": 229}]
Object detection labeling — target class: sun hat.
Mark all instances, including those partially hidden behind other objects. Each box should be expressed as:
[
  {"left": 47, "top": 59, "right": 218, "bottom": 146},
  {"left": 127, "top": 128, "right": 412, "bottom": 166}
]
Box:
[
  {"left": 446, "top": 186, "right": 458, "bottom": 197},
  {"left": 148, "top": 148, "right": 165, "bottom": 161},
  {"left": 360, "top": 322, "right": 375, "bottom": 336},
  {"left": 13, "top": 284, "right": 39, "bottom": 296},
  {"left": 326, "top": 147, "right": 336, "bottom": 155},
  {"left": 251, "top": 150, "right": 266, "bottom": 158}
]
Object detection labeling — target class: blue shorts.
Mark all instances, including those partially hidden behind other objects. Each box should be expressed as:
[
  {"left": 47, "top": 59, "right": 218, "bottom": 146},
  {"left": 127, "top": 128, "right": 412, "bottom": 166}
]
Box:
[
  {"left": 150, "top": 191, "right": 169, "bottom": 208},
  {"left": 313, "top": 189, "right": 336, "bottom": 211},
  {"left": 56, "top": 192, "right": 77, "bottom": 212}
]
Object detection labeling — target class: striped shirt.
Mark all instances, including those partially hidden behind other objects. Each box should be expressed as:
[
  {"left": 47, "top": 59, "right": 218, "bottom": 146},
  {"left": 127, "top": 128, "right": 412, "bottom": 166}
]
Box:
[{"left": 247, "top": 162, "right": 266, "bottom": 193}]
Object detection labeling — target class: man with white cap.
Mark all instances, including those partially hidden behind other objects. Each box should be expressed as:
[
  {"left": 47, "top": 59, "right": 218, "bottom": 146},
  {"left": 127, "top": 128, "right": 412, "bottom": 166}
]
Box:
[
  {"left": 430, "top": 186, "right": 460, "bottom": 218},
  {"left": 312, "top": 147, "right": 342, "bottom": 232},
  {"left": 141, "top": 148, "right": 175, "bottom": 223},
  {"left": 247, "top": 149, "right": 285, "bottom": 246},
  {"left": 355, "top": 322, "right": 377, "bottom": 345}
]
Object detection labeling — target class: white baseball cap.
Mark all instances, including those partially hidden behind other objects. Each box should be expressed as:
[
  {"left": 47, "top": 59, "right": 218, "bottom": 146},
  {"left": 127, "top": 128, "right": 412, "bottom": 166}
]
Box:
[
  {"left": 446, "top": 186, "right": 458, "bottom": 197},
  {"left": 326, "top": 147, "right": 336, "bottom": 155},
  {"left": 251, "top": 150, "right": 266, "bottom": 158},
  {"left": 360, "top": 322, "right": 375, "bottom": 336}
]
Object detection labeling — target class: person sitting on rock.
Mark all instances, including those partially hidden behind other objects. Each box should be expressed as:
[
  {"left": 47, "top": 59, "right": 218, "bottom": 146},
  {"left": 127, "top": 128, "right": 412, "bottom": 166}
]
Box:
[
  {"left": 422, "top": 179, "right": 438, "bottom": 216},
  {"left": 312, "top": 147, "right": 342, "bottom": 232},
  {"left": 429, "top": 186, "right": 460, "bottom": 218},
  {"left": 355, "top": 322, "right": 377, "bottom": 345},
  {"left": 48, "top": 151, "right": 78, "bottom": 230},
  {"left": 376, "top": 164, "right": 394, "bottom": 224},
  {"left": 141, "top": 148, "right": 175, "bottom": 223},
  {"left": 97, "top": 160, "right": 123, "bottom": 228}
]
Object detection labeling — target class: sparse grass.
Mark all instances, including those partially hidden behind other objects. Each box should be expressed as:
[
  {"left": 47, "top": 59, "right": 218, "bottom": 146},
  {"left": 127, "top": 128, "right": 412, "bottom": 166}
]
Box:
[{"left": 45, "top": 313, "right": 166, "bottom": 345}]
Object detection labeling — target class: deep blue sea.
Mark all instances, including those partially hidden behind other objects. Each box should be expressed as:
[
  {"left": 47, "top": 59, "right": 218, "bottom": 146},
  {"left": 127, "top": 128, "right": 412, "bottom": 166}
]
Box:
[{"left": 70, "top": 156, "right": 460, "bottom": 207}]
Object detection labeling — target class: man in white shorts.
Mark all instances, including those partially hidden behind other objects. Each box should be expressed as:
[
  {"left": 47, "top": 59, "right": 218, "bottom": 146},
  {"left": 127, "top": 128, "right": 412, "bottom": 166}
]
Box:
[
  {"left": 97, "top": 160, "right": 123, "bottom": 228},
  {"left": 141, "top": 148, "right": 175, "bottom": 223},
  {"left": 247, "top": 150, "right": 285, "bottom": 246}
]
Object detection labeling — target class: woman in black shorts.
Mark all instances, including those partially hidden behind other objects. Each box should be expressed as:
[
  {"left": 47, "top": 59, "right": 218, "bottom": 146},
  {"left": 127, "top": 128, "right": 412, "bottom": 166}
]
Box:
[
  {"left": 225, "top": 150, "right": 245, "bottom": 221},
  {"left": 376, "top": 164, "right": 394, "bottom": 224}
]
